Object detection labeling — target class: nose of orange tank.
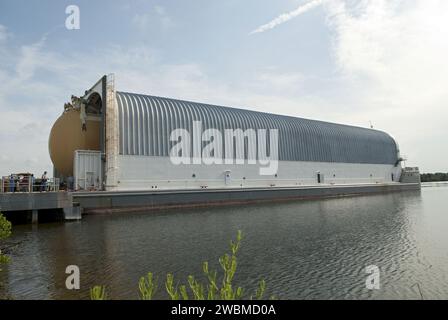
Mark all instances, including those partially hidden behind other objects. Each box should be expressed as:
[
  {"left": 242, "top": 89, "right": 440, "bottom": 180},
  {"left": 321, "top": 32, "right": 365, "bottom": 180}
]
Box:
[{"left": 48, "top": 110, "right": 101, "bottom": 177}]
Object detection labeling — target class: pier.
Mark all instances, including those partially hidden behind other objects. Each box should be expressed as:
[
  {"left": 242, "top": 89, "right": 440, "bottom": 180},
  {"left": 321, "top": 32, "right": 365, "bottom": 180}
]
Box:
[{"left": 0, "top": 192, "right": 80, "bottom": 224}]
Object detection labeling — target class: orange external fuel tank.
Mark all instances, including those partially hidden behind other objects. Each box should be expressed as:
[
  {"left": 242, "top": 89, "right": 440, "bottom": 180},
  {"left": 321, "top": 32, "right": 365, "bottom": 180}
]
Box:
[{"left": 48, "top": 109, "right": 101, "bottom": 177}]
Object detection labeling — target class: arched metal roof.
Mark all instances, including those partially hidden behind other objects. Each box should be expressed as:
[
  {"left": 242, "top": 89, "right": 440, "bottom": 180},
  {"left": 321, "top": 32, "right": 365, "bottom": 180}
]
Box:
[{"left": 116, "top": 91, "right": 399, "bottom": 164}]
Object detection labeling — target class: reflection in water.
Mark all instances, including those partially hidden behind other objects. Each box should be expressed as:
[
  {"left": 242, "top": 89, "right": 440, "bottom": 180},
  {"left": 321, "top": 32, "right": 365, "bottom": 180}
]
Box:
[{"left": 1, "top": 187, "right": 448, "bottom": 300}]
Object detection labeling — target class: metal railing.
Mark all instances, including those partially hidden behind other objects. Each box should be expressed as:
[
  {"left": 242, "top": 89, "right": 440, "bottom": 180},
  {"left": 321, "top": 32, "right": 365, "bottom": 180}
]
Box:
[{"left": 1, "top": 176, "right": 60, "bottom": 193}]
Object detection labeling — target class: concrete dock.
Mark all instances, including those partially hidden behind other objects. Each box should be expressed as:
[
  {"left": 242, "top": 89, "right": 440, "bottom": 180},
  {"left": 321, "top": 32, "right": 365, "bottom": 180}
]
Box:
[{"left": 0, "top": 192, "right": 80, "bottom": 223}]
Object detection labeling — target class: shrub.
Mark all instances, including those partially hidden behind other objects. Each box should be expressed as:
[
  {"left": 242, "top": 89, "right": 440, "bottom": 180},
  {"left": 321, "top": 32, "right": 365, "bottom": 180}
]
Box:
[
  {"left": 91, "top": 230, "right": 275, "bottom": 300},
  {"left": 0, "top": 212, "right": 12, "bottom": 266},
  {"left": 90, "top": 285, "right": 107, "bottom": 300}
]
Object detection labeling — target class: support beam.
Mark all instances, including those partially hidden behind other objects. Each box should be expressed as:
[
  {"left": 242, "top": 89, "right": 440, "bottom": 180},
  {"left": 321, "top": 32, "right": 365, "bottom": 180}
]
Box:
[
  {"left": 32, "top": 209, "right": 38, "bottom": 224},
  {"left": 63, "top": 205, "right": 81, "bottom": 221}
]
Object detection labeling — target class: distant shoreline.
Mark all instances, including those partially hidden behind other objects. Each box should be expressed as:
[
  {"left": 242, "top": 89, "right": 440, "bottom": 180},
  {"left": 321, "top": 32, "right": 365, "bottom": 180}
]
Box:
[
  {"left": 421, "top": 181, "right": 448, "bottom": 187},
  {"left": 420, "top": 173, "right": 448, "bottom": 183}
]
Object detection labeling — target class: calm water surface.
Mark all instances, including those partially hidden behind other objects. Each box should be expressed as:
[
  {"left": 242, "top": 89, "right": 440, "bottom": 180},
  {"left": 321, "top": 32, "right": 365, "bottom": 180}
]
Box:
[{"left": 1, "top": 186, "right": 448, "bottom": 300}]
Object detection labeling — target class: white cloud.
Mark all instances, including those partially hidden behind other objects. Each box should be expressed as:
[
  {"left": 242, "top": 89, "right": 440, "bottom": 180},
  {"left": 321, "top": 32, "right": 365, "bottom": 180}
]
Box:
[
  {"left": 323, "top": 0, "right": 448, "bottom": 171},
  {"left": 249, "top": 0, "right": 325, "bottom": 35},
  {"left": 247, "top": 0, "right": 448, "bottom": 171},
  {"left": 254, "top": 69, "right": 304, "bottom": 92},
  {"left": 154, "top": 5, "right": 166, "bottom": 16},
  {"left": 0, "top": 24, "right": 10, "bottom": 42},
  {"left": 15, "top": 37, "right": 47, "bottom": 82},
  {"left": 0, "top": 32, "right": 78, "bottom": 176},
  {"left": 132, "top": 13, "right": 151, "bottom": 30},
  {"left": 132, "top": 5, "right": 174, "bottom": 30}
]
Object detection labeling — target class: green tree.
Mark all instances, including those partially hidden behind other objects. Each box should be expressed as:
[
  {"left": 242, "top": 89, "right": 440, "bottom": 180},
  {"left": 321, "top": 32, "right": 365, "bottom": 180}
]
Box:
[
  {"left": 420, "top": 172, "right": 448, "bottom": 182},
  {"left": 0, "top": 212, "right": 12, "bottom": 266}
]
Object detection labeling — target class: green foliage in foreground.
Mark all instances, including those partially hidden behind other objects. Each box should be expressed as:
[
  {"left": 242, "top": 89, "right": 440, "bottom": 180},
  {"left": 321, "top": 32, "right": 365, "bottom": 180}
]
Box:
[
  {"left": 0, "top": 212, "right": 12, "bottom": 266},
  {"left": 139, "top": 272, "right": 157, "bottom": 300},
  {"left": 90, "top": 285, "right": 107, "bottom": 300},
  {"left": 91, "top": 230, "right": 275, "bottom": 300}
]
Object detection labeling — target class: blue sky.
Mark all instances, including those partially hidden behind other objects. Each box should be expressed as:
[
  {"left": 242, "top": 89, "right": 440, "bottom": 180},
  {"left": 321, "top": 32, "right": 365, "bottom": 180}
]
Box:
[{"left": 1, "top": 0, "right": 447, "bottom": 175}]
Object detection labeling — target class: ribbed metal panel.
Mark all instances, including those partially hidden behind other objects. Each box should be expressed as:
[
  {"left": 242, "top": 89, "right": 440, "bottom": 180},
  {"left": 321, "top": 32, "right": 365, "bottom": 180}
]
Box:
[{"left": 116, "top": 92, "right": 398, "bottom": 164}]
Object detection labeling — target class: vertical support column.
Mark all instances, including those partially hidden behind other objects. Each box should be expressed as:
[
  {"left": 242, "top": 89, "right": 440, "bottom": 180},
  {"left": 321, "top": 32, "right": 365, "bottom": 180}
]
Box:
[
  {"left": 100, "top": 75, "right": 106, "bottom": 191},
  {"left": 32, "top": 209, "right": 38, "bottom": 224},
  {"left": 105, "top": 74, "right": 119, "bottom": 191},
  {"left": 63, "top": 205, "right": 82, "bottom": 221}
]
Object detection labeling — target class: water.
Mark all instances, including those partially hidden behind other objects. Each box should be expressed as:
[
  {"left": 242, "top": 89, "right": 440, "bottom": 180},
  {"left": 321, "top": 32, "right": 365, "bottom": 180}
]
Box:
[{"left": 1, "top": 187, "right": 448, "bottom": 300}]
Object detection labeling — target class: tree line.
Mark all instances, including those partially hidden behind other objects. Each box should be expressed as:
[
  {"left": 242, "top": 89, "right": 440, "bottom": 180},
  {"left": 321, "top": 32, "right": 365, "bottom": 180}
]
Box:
[{"left": 420, "top": 172, "right": 448, "bottom": 182}]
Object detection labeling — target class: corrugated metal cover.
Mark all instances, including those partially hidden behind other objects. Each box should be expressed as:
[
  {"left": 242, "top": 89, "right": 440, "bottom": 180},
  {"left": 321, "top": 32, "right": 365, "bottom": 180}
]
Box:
[{"left": 116, "top": 92, "right": 398, "bottom": 164}]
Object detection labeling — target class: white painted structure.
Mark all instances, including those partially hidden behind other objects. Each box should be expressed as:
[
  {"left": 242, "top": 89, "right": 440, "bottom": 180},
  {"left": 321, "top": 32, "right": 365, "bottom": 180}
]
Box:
[
  {"left": 74, "top": 150, "right": 102, "bottom": 191},
  {"left": 57, "top": 76, "right": 409, "bottom": 192},
  {"left": 116, "top": 156, "right": 402, "bottom": 191}
]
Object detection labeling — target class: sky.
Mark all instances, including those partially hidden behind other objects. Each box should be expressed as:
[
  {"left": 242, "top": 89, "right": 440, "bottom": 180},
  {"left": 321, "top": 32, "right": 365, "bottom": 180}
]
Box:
[{"left": 0, "top": 0, "right": 447, "bottom": 176}]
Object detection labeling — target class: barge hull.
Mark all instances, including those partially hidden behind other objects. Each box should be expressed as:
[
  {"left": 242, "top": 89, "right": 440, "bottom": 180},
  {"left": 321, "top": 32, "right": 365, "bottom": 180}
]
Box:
[{"left": 73, "top": 183, "right": 421, "bottom": 214}]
